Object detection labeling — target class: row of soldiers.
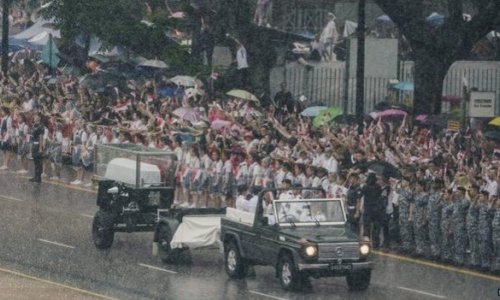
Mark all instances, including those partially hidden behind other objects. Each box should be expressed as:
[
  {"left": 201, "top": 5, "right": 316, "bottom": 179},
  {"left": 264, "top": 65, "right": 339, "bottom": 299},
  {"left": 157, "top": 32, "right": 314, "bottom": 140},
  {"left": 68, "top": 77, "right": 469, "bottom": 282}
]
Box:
[{"left": 397, "top": 178, "right": 500, "bottom": 272}]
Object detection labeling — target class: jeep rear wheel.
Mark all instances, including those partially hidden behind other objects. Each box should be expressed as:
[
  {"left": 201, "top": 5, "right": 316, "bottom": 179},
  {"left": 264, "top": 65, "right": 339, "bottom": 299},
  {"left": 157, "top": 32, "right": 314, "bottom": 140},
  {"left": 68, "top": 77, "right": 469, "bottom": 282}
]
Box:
[
  {"left": 224, "top": 241, "right": 248, "bottom": 279},
  {"left": 346, "top": 269, "right": 371, "bottom": 291},
  {"left": 277, "top": 254, "right": 302, "bottom": 291},
  {"left": 158, "top": 223, "right": 182, "bottom": 264},
  {"left": 92, "top": 210, "right": 114, "bottom": 250}
]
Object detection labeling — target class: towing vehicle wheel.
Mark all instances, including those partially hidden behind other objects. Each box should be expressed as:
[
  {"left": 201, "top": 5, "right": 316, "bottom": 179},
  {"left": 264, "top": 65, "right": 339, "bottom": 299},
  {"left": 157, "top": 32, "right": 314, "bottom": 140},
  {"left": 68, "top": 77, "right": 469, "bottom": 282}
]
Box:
[
  {"left": 224, "top": 241, "right": 248, "bottom": 279},
  {"left": 158, "top": 223, "right": 182, "bottom": 263},
  {"left": 92, "top": 210, "right": 114, "bottom": 249},
  {"left": 277, "top": 254, "right": 301, "bottom": 291},
  {"left": 346, "top": 269, "right": 371, "bottom": 291}
]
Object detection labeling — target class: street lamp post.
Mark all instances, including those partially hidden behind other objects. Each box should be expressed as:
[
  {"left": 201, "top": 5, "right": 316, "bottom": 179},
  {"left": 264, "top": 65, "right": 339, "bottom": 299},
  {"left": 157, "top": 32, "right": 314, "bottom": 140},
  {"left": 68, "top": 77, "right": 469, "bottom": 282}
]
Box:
[
  {"left": 1, "top": 0, "right": 10, "bottom": 81},
  {"left": 356, "top": 0, "right": 366, "bottom": 134}
]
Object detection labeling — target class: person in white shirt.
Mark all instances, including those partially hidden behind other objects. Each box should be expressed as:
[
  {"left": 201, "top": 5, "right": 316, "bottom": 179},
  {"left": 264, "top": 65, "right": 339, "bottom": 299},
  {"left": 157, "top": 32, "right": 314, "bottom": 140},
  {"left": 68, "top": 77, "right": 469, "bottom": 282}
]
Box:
[
  {"left": 235, "top": 184, "right": 248, "bottom": 211},
  {"left": 242, "top": 186, "right": 262, "bottom": 214},
  {"left": 485, "top": 169, "right": 498, "bottom": 200},
  {"left": 320, "top": 12, "right": 338, "bottom": 61},
  {"left": 234, "top": 39, "right": 249, "bottom": 88},
  {"left": 0, "top": 108, "right": 13, "bottom": 170}
]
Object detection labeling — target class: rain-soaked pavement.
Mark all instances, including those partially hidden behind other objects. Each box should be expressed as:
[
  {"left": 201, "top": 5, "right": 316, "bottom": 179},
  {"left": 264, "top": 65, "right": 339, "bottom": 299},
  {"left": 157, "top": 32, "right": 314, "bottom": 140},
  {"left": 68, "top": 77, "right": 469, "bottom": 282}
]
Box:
[{"left": 0, "top": 171, "right": 499, "bottom": 300}]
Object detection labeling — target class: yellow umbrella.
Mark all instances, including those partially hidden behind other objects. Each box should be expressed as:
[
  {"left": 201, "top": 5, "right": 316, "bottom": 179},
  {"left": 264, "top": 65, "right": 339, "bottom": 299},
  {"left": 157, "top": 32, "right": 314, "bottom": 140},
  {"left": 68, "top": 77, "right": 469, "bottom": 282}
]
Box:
[
  {"left": 489, "top": 117, "right": 500, "bottom": 126},
  {"left": 226, "top": 89, "right": 259, "bottom": 103}
]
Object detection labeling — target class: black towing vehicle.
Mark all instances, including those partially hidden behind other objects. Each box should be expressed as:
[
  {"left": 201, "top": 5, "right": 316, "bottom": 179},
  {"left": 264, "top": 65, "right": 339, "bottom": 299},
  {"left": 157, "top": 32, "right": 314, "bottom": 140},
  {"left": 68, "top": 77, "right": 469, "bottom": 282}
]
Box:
[{"left": 220, "top": 188, "right": 372, "bottom": 291}]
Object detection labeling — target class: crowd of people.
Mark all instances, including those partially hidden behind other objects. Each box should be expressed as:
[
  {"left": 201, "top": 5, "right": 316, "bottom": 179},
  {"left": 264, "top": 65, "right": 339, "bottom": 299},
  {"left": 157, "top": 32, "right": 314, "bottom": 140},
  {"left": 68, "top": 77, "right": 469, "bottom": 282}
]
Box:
[{"left": 1, "top": 53, "right": 500, "bottom": 273}]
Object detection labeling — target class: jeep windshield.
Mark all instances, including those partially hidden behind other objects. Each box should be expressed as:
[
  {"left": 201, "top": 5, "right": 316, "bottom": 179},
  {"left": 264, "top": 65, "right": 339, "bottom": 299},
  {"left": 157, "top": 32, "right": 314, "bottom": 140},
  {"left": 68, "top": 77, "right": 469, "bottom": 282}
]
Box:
[{"left": 272, "top": 199, "right": 346, "bottom": 226}]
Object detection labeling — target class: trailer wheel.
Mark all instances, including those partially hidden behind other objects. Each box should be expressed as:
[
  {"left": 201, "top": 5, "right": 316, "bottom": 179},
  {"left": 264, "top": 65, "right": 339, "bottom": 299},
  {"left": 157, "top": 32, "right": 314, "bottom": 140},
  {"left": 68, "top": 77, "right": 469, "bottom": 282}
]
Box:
[
  {"left": 92, "top": 210, "right": 114, "bottom": 249},
  {"left": 158, "top": 223, "right": 182, "bottom": 263}
]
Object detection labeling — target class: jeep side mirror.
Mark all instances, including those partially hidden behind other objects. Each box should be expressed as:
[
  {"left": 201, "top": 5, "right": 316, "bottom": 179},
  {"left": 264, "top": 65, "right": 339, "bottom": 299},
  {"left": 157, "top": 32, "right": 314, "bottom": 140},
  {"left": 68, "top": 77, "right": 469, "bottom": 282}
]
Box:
[
  {"left": 260, "top": 216, "right": 269, "bottom": 226},
  {"left": 107, "top": 186, "right": 119, "bottom": 194}
]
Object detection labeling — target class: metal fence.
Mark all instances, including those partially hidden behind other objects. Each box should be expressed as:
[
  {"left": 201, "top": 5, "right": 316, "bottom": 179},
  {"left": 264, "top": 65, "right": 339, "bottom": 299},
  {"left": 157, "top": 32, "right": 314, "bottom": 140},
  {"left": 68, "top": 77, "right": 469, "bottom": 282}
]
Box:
[{"left": 270, "top": 60, "right": 500, "bottom": 114}]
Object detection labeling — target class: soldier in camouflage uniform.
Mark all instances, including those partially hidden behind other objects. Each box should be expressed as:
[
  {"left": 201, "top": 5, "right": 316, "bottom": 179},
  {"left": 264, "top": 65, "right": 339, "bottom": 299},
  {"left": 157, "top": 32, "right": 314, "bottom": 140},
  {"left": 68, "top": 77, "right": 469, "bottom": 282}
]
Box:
[
  {"left": 465, "top": 185, "right": 480, "bottom": 267},
  {"left": 491, "top": 198, "right": 500, "bottom": 273},
  {"left": 397, "top": 177, "right": 414, "bottom": 254},
  {"left": 440, "top": 190, "right": 454, "bottom": 263},
  {"left": 478, "top": 191, "right": 494, "bottom": 270},
  {"left": 413, "top": 180, "right": 429, "bottom": 256},
  {"left": 428, "top": 180, "right": 443, "bottom": 259},
  {"left": 452, "top": 186, "right": 470, "bottom": 266}
]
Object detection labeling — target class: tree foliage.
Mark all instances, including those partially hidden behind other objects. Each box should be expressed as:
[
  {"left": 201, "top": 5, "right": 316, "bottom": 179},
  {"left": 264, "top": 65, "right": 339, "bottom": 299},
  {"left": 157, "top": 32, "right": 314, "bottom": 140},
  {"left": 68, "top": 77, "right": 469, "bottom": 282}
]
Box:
[{"left": 374, "top": 0, "right": 500, "bottom": 115}]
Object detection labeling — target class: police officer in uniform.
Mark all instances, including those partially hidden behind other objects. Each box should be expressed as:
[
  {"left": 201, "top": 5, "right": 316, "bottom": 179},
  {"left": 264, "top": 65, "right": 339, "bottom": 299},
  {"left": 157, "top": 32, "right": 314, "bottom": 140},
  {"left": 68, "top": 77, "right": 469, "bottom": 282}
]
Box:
[
  {"left": 478, "top": 191, "right": 494, "bottom": 270},
  {"left": 413, "top": 180, "right": 429, "bottom": 257},
  {"left": 452, "top": 186, "right": 470, "bottom": 266},
  {"left": 428, "top": 180, "right": 443, "bottom": 259},
  {"left": 466, "top": 185, "right": 480, "bottom": 267},
  {"left": 397, "top": 177, "right": 414, "bottom": 254},
  {"left": 491, "top": 198, "right": 500, "bottom": 273},
  {"left": 440, "top": 190, "right": 454, "bottom": 263},
  {"left": 30, "top": 114, "right": 44, "bottom": 183},
  {"left": 346, "top": 173, "right": 362, "bottom": 234}
]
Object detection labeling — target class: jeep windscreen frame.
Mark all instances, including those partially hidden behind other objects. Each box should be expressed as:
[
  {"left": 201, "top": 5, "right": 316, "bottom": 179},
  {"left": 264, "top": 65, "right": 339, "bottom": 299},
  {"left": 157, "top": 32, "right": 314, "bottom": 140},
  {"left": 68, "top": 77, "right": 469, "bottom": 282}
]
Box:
[
  {"left": 95, "top": 144, "right": 177, "bottom": 188},
  {"left": 272, "top": 198, "right": 347, "bottom": 227}
]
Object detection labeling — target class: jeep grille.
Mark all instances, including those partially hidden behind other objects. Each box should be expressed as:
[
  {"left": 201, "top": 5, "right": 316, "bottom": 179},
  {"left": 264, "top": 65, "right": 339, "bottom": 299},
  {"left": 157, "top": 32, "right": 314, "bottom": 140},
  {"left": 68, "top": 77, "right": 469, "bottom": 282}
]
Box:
[{"left": 318, "top": 243, "right": 359, "bottom": 261}]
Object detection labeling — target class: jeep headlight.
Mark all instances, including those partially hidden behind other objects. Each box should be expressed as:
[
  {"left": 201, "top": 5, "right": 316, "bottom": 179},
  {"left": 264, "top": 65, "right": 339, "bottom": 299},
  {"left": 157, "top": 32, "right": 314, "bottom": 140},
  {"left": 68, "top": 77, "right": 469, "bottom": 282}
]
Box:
[
  {"left": 359, "top": 244, "right": 370, "bottom": 256},
  {"left": 304, "top": 245, "right": 317, "bottom": 257},
  {"left": 299, "top": 243, "right": 318, "bottom": 260}
]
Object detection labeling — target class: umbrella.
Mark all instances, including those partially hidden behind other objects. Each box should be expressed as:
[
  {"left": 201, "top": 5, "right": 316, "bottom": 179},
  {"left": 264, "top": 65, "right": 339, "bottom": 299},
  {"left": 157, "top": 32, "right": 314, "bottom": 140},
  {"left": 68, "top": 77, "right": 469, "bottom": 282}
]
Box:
[
  {"left": 211, "top": 119, "right": 232, "bottom": 130},
  {"left": 489, "top": 117, "right": 500, "bottom": 127},
  {"left": 333, "top": 114, "right": 357, "bottom": 124},
  {"left": 415, "top": 114, "right": 448, "bottom": 128},
  {"left": 313, "top": 107, "right": 343, "bottom": 128},
  {"left": 484, "top": 131, "right": 500, "bottom": 141},
  {"left": 226, "top": 89, "right": 259, "bottom": 103},
  {"left": 392, "top": 81, "right": 414, "bottom": 91},
  {"left": 366, "top": 160, "right": 402, "bottom": 179},
  {"left": 301, "top": 106, "right": 328, "bottom": 117},
  {"left": 173, "top": 107, "right": 200, "bottom": 122},
  {"left": 370, "top": 109, "right": 408, "bottom": 121},
  {"left": 170, "top": 75, "right": 203, "bottom": 87},
  {"left": 426, "top": 12, "right": 444, "bottom": 26},
  {"left": 442, "top": 95, "right": 461, "bottom": 104},
  {"left": 376, "top": 14, "right": 393, "bottom": 25},
  {"left": 139, "top": 59, "right": 169, "bottom": 69}
]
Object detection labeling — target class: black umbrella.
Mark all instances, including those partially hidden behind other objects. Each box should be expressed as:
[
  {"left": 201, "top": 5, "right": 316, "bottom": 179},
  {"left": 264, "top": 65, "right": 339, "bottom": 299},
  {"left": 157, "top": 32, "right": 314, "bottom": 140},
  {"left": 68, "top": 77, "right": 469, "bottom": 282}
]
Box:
[
  {"left": 333, "top": 114, "right": 357, "bottom": 124},
  {"left": 484, "top": 131, "right": 500, "bottom": 141},
  {"left": 366, "top": 160, "right": 402, "bottom": 179}
]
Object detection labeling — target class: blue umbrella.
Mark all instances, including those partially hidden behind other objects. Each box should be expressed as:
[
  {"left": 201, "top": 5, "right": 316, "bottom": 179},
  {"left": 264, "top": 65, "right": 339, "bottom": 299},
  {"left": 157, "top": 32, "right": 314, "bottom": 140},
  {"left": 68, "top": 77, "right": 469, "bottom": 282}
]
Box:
[
  {"left": 376, "top": 14, "right": 393, "bottom": 24},
  {"left": 301, "top": 106, "right": 328, "bottom": 117},
  {"left": 426, "top": 12, "right": 444, "bottom": 27},
  {"left": 393, "top": 81, "right": 414, "bottom": 91}
]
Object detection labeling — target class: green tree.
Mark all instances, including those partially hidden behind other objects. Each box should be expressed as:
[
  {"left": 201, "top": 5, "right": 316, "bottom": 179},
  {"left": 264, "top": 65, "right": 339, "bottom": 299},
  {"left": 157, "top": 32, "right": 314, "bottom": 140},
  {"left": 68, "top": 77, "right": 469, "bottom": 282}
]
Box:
[{"left": 374, "top": 0, "right": 500, "bottom": 115}]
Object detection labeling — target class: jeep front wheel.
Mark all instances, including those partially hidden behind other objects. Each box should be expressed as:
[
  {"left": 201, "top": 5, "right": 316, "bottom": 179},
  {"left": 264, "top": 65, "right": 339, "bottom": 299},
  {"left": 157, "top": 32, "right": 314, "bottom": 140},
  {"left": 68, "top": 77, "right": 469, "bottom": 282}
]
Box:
[
  {"left": 224, "top": 241, "right": 248, "bottom": 279},
  {"left": 158, "top": 223, "right": 182, "bottom": 264},
  {"left": 92, "top": 210, "right": 114, "bottom": 250},
  {"left": 277, "top": 254, "right": 301, "bottom": 291},
  {"left": 346, "top": 269, "right": 371, "bottom": 291}
]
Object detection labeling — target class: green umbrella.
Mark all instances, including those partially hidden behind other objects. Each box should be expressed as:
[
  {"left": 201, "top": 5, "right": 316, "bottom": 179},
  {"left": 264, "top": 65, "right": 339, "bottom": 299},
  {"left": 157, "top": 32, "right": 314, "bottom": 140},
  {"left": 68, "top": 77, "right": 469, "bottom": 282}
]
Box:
[{"left": 313, "top": 107, "right": 343, "bottom": 128}]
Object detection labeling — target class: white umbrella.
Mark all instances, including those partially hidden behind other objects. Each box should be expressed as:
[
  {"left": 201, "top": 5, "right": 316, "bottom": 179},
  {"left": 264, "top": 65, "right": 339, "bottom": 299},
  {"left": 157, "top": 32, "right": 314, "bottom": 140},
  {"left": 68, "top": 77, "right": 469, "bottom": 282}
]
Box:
[
  {"left": 139, "top": 59, "right": 169, "bottom": 69},
  {"left": 170, "top": 75, "right": 203, "bottom": 87}
]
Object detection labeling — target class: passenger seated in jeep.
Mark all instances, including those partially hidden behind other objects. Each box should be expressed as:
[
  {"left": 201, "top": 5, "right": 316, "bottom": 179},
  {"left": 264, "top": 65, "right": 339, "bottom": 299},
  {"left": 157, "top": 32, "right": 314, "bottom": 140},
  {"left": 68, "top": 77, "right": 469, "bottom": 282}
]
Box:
[
  {"left": 235, "top": 184, "right": 248, "bottom": 211},
  {"left": 240, "top": 186, "right": 263, "bottom": 213}
]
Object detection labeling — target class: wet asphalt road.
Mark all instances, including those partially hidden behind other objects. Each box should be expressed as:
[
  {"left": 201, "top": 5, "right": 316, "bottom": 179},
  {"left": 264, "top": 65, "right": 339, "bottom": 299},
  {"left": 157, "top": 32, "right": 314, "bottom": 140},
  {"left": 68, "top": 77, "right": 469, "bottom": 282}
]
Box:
[{"left": 0, "top": 171, "right": 499, "bottom": 300}]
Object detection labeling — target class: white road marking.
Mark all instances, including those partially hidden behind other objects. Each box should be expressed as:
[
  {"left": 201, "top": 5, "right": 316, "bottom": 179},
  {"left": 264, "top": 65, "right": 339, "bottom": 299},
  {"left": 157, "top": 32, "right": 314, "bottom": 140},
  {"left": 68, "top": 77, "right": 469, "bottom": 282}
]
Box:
[
  {"left": 398, "top": 286, "right": 446, "bottom": 299},
  {"left": 248, "top": 290, "right": 289, "bottom": 300},
  {"left": 80, "top": 213, "right": 94, "bottom": 219},
  {"left": 138, "top": 263, "right": 177, "bottom": 274},
  {"left": 37, "top": 239, "right": 75, "bottom": 249},
  {"left": 0, "top": 195, "right": 25, "bottom": 202}
]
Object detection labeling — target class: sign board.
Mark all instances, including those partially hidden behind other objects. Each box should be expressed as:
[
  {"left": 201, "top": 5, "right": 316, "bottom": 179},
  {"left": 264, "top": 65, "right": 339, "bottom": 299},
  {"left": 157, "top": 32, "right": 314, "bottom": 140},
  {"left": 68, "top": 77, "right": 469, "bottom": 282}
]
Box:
[
  {"left": 469, "top": 91, "right": 496, "bottom": 118},
  {"left": 447, "top": 121, "right": 460, "bottom": 132}
]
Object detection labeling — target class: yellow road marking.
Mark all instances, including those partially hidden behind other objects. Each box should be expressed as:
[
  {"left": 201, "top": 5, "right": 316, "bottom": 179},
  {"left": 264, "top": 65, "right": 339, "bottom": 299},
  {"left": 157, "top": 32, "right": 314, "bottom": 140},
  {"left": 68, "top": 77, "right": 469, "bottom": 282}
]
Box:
[
  {"left": 0, "top": 266, "right": 120, "bottom": 300},
  {"left": 374, "top": 250, "right": 500, "bottom": 282}
]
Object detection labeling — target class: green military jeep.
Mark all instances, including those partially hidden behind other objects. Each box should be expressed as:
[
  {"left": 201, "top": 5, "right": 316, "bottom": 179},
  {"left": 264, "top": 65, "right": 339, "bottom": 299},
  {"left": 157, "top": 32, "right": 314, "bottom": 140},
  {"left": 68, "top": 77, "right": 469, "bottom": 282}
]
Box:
[{"left": 220, "top": 188, "right": 372, "bottom": 291}]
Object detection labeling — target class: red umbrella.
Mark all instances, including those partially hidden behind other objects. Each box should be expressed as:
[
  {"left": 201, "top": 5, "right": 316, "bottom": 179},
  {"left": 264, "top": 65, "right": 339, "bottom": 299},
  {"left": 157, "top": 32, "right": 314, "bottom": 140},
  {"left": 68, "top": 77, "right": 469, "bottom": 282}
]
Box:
[
  {"left": 173, "top": 107, "right": 200, "bottom": 122},
  {"left": 370, "top": 109, "right": 407, "bottom": 121}
]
